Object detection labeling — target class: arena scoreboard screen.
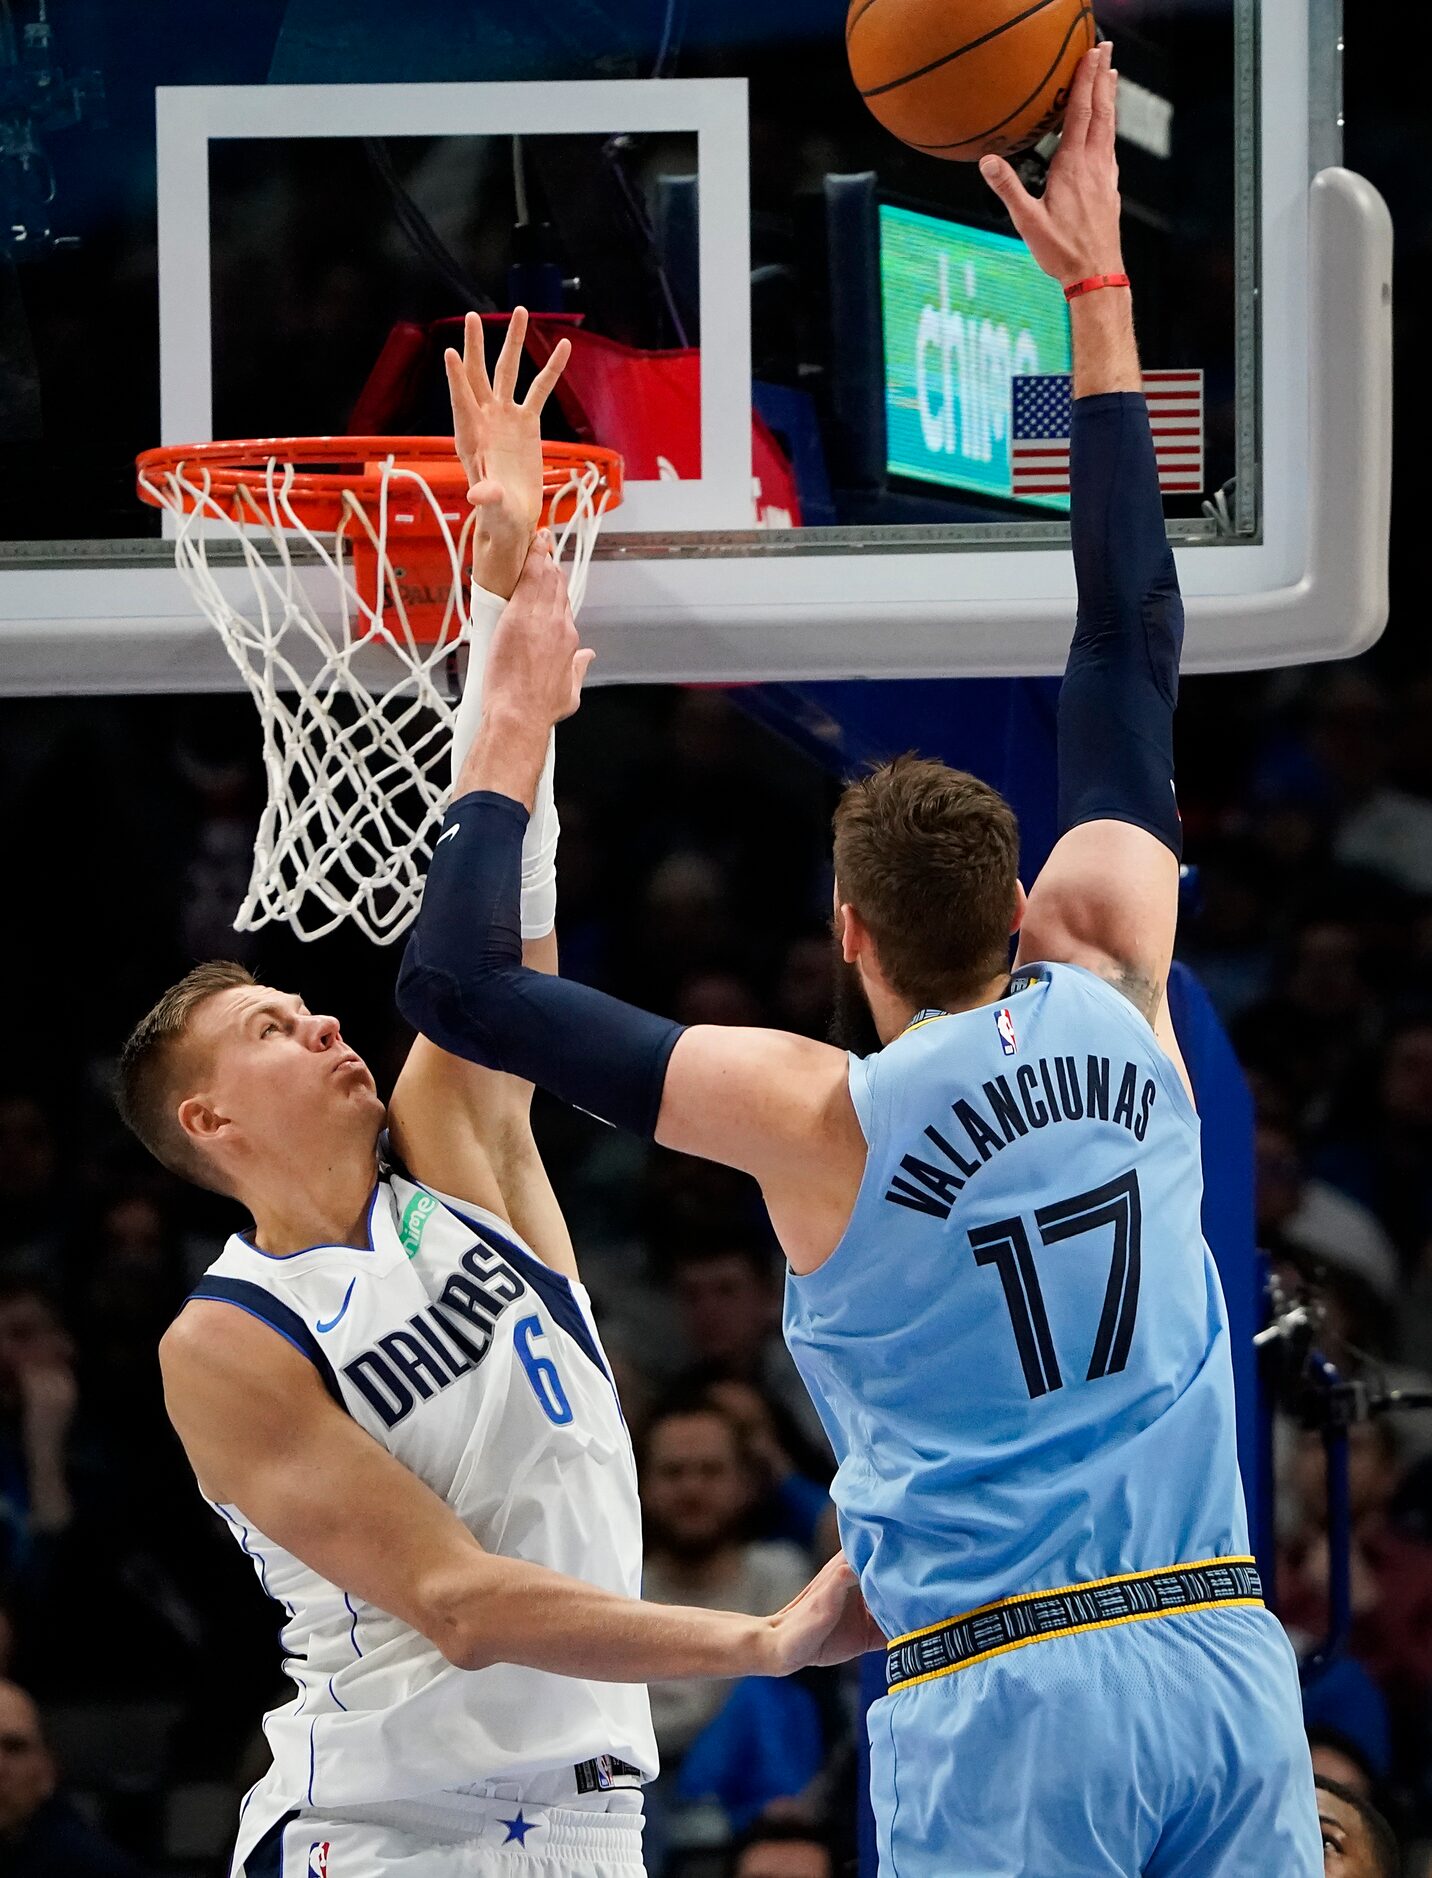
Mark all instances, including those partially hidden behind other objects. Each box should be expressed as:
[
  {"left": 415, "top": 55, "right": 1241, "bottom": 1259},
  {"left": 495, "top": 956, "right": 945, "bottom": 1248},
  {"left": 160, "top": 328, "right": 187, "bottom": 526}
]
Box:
[{"left": 880, "top": 204, "right": 1073, "bottom": 508}]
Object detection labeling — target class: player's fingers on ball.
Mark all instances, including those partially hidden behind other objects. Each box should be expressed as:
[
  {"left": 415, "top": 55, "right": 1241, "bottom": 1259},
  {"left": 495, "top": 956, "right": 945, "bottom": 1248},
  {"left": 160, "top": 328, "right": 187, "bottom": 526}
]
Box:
[
  {"left": 1090, "top": 47, "right": 1118, "bottom": 154},
  {"left": 978, "top": 155, "right": 1034, "bottom": 220},
  {"left": 1062, "top": 43, "right": 1099, "bottom": 146}
]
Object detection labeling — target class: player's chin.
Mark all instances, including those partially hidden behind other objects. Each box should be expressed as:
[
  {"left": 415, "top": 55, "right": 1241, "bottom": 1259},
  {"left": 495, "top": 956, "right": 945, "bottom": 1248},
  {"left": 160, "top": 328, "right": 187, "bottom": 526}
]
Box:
[
  {"left": 328, "top": 1063, "right": 384, "bottom": 1121},
  {"left": 331, "top": 1055, "right": 378, "bottom": 1095}
]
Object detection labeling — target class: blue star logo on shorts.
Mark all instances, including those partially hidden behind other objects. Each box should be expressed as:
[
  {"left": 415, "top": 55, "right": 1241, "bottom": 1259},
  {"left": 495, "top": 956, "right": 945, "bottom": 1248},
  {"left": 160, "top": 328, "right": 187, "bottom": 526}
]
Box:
[{"left": 500, "top": 1810, "right": 534, "bottom": 1846}]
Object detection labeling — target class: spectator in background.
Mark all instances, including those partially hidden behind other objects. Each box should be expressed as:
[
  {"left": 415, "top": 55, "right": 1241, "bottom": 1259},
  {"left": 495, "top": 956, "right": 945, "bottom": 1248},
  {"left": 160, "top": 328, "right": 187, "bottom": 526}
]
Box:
[
  {"left": 0, "top": 1098, "right": 63, "bottom": 1279},
  {"left": 620, "top": 851, "right": 755, "bottom": 1013},
  {"left": 1279, "top": 1421, "right": 1432, "bottom": 1735},
  {"left": 728, "top": 1816, "right": 836, "bottom": 1878},
  {"left": 641, "top": 1400, "right": 812, "bottom": 1763},
  {"left": 0, "top": 1278, "right": 79, "bottom": 1581},
  {"left": 773, "top": 935, "right": 838, "bottom": 1041},
  {"left": 1312, "top": 674, "right": 1432, "bottom": 898},
  {"left": 0, "top": 1679, "right": 150, "bottom": 1876},
  {"left": 1174, "top": 834, "right": 1276, "bottom": 1024},
  {"left": 676, "top": 973, "right": 768, "bottom": 1031},
  {"left": 1316, "top": 1775, "right": 1400, "bottom": 1878},
  {"left": 77, "top": 1188, "right": 199, "bottom": 1422},
  {"left": 1257, "top": 1118, "right": 1400, "bottom": 1306},
  {"left": 702, "top": 1377, "right": 837, "bottom": 1558},
  {"left": 671, "top": 1241, "right": 830, "bottom": 1460},
  {"left": 1317, "top": 1021, "right": 1432, "bottom": 1263},
  {"left": 1235, "top": 922, "right": 1381, "bottom": 1131}
]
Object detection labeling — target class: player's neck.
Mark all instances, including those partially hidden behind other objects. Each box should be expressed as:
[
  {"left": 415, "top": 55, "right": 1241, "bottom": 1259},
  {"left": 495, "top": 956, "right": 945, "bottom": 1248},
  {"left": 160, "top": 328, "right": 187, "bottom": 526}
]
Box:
[
  {"left": 243, "top": 1140, "right": 380, "bottom": 1256},
  {"left": 876, "top": 970, "right": 1014, "bottom": 1045}
]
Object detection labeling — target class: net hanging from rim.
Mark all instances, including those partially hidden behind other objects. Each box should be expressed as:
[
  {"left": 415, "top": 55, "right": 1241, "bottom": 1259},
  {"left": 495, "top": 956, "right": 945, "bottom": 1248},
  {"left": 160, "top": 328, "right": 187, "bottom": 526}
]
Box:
[{"left": 136, "top": 437, "right": 622, "bottom": 947}]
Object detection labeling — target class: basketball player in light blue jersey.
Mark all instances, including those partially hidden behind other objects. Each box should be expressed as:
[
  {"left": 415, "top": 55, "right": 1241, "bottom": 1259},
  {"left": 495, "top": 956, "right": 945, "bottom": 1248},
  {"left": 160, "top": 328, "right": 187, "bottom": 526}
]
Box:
[{"left": 408, "top": 43, "right": 1321, "bottom": 1875}]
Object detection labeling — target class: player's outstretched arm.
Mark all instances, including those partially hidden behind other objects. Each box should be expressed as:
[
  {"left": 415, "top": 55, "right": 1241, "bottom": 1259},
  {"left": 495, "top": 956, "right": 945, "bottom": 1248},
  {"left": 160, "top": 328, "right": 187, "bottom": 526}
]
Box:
[
  {"left": 389, "top": 310, "right": 581, "bottom": 1277},
  {"left": 982, "top": 45, "right": 1185, "bottom": 1042},
  {"left": 395, "top": 544, "right": 864, "bottom": 1272},
  {"left": 162, "top": 1304, "right": 882, "bottom": 1679}
]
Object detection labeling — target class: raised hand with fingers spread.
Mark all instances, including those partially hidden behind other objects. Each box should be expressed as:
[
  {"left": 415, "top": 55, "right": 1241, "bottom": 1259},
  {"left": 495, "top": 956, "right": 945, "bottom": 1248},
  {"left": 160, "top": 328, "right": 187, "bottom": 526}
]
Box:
[{"left": 444, "top": 307, "right": 572, "bottom": 600}]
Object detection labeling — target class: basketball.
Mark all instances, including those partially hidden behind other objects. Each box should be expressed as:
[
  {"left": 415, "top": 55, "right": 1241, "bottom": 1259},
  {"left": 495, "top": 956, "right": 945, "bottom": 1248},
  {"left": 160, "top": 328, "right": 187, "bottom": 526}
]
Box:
[{"left": 847, "top": 0, "right": 1097, "bottom": 161}]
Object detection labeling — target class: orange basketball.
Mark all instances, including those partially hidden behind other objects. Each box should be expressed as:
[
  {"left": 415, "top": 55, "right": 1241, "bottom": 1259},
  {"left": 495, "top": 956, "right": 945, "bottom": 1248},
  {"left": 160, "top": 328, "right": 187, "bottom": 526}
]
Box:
[{"left": 847, "top": 0, "right": 1096, "bottom": 161}]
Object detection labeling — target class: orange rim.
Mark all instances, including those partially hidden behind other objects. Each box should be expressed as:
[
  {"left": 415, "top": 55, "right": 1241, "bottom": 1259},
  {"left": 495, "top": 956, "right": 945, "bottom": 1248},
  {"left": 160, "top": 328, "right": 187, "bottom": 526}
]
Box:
[{"left": 136, "top": 436, "right": 624, "bottom": 535}]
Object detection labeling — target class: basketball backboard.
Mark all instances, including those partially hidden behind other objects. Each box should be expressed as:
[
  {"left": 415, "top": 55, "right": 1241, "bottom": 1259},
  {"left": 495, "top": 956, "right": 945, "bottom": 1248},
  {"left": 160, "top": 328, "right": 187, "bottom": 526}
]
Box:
[{"left": 0, "top": 0, "right": 1390, "bottom": 691}]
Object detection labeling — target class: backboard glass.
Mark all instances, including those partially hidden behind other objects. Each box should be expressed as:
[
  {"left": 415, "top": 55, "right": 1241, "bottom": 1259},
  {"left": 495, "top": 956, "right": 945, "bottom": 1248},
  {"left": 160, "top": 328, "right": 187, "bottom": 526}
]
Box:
[{"left": 0, "top": 0, "right": 1390, "bottom": 690}]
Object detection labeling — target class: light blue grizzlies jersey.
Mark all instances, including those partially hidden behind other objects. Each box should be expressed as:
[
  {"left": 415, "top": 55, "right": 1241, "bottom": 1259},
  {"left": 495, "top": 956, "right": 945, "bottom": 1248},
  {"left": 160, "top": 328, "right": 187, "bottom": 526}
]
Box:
[{"left": 784, "top": 960, "right": 1250, "bottom": 1641}]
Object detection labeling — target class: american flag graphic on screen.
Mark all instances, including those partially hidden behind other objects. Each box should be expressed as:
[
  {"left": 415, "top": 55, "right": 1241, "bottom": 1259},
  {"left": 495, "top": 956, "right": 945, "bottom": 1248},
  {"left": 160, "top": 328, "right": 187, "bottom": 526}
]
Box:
[{"left": 1010, "top": 371, "right": 1205, "bottom": 498}]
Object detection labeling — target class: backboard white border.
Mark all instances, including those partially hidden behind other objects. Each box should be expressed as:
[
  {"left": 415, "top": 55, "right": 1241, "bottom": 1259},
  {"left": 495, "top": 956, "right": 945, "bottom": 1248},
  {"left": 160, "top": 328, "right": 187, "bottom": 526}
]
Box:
[
  {"left": 156, "top": 77, "right": 753, "bottom": 535},
  {"left": 0, "top": 7, "right": 1393, "bottom": 686}
]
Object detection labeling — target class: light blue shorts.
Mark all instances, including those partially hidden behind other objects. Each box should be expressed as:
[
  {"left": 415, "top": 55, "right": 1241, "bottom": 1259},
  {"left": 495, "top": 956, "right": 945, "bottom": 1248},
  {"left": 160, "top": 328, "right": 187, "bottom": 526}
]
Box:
[{"left": 868, "top": 1604, "right": 1321, "bottom": 1876}]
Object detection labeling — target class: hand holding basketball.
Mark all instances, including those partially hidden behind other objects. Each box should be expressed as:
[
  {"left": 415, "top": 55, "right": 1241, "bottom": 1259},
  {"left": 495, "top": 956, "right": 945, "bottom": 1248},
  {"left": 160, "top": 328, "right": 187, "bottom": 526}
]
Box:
[{"left": 979, "top": 43, "right": 1124, "bottom": 288}]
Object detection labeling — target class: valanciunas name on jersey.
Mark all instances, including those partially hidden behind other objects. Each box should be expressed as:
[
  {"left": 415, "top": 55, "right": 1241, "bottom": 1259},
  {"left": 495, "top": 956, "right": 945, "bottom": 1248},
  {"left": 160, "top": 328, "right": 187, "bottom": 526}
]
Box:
[{"left": 886, "top": 1054, "right": 1157, "bottom": 1222}]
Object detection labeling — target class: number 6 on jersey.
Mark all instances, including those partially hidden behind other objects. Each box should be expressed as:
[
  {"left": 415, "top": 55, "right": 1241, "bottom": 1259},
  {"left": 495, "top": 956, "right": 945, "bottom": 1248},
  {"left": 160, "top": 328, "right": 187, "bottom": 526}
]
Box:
[{"left": 514, "top": 1315, "right": 575, "bottom": 1426}]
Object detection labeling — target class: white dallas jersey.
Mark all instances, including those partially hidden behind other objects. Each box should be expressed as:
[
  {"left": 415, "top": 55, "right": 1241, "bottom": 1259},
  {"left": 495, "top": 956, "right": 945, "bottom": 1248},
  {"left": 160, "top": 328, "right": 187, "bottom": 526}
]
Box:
[{"left": 193, "top": 1143, "right": 657, "bottom": 1812}]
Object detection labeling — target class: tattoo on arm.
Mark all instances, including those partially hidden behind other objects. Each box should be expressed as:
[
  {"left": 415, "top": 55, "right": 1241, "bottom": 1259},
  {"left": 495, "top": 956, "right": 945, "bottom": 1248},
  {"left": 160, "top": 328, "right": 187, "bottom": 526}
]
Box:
[{"left": 1106, "top": 962, "right": 1162, "bottom": 1024}]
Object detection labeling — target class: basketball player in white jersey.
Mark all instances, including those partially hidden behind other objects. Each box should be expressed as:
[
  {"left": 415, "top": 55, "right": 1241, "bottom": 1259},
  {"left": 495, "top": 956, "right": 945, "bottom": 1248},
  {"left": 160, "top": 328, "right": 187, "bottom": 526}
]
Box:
[{"left": 118, "top": 313, "right": 879, "bottom": 1878}]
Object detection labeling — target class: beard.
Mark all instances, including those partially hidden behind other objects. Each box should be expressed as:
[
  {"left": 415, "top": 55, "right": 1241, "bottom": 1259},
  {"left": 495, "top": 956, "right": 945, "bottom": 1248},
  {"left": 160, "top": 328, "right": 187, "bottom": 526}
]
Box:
[{"left": 828, "top": 936, "right": 884, "bottom": 1056}]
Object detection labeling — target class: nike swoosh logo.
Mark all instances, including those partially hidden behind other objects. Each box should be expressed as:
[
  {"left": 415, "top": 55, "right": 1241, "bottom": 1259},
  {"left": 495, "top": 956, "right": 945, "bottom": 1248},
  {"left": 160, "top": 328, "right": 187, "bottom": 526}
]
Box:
[
  {"left": 316, "top": 1277, "right": 357, "bottom": 1335},
  {"left": 436, "top": 824, "right": 461, "bottom": 847}
]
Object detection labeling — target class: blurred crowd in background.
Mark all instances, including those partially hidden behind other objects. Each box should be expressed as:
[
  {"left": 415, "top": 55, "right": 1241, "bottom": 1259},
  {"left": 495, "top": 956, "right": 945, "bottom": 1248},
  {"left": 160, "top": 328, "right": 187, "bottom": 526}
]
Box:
[{"left": 0, "top": 656, "right": 1430, "bottom": 1875}]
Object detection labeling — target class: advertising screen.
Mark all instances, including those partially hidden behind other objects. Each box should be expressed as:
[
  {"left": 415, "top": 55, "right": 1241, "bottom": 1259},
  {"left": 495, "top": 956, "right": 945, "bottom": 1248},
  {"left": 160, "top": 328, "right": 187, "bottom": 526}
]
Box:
[{"left": 881, "top": 204, "right": 1073, "bottom": 507}]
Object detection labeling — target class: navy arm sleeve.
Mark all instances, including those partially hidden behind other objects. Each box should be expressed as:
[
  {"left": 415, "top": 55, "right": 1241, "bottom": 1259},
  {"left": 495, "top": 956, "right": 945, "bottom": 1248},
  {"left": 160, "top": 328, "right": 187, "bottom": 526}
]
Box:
[
  {"left": 397, "top": 791, "right": 683, "bottom": 1138},
  {"left": 1058, "top": 390, "right": 1185, "bottom": 857}
]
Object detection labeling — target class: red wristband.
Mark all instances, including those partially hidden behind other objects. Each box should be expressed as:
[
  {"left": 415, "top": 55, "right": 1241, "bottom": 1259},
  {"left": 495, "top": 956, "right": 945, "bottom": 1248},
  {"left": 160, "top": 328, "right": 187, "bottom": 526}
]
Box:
[{"left": 1063, "top": 272, "right": 1131, "bottom": 302}]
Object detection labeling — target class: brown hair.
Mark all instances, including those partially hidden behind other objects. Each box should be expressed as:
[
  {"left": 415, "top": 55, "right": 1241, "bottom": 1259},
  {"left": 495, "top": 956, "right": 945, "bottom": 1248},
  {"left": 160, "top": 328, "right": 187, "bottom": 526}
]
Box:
[
  {"left": 116, "top": 961, "right": 256, "bottom": 1191},
  {"left": 832, "top": 755, "right": 1020, "bottom": 1008}
]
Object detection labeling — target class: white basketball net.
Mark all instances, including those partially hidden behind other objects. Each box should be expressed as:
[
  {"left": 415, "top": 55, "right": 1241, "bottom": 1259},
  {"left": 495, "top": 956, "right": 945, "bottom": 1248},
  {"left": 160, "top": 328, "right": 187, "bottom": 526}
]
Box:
[{"left": 139, "top": 451, "right": 610, "bottom": 946}]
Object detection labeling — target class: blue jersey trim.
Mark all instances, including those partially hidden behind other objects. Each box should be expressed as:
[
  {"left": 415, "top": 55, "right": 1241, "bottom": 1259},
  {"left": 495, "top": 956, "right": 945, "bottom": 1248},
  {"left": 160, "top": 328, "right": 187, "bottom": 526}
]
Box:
[
  {"left": 435, "top": 1195, "right": 613, "bottom": 1388},
  {"left": 235, "top": 1180, "right": 383, "bottom": 1259},
  {"left": 243, "top": 1809, "right": 298, "bottom": 1876},
  {"left": 188, "top": 1276, "right": 346, "bottom": 1409}
]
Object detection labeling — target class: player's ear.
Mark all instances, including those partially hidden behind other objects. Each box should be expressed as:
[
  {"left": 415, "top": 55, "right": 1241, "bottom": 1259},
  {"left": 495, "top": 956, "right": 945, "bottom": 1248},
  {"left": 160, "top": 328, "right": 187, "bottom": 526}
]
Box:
[
  {"left": 1010, "top": 881, "right": 1029, "bottom": 935},
  {"left": 838, "top": 900, "right": 867, "bottom": 965},
  {"left": 177, "top": 1093, "right": 227, "bottom": 1148}
]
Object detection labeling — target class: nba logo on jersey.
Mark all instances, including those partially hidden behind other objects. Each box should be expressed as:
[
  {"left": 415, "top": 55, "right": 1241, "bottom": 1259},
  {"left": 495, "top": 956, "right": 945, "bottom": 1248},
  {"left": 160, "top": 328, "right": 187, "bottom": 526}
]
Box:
[
  {"left": 307, "top": 1844, "right": 330, "bottom": 1877},
  {"left": 995, "top": 1007, "right": 1018, "bottom": 1056}
]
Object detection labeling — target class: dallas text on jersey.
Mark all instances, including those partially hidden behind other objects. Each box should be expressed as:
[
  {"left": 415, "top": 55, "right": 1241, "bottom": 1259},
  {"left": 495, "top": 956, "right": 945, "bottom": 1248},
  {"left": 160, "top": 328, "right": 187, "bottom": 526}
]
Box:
[{"left": 342, "top": 1238, "right": 528, "bottom": 1427}]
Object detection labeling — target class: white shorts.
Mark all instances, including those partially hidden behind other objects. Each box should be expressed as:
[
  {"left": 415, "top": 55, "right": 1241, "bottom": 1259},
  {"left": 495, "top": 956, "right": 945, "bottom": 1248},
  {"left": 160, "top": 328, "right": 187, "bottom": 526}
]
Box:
[{"left": 231, "top": 1788, "right": 646, "bottom": 1877}]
